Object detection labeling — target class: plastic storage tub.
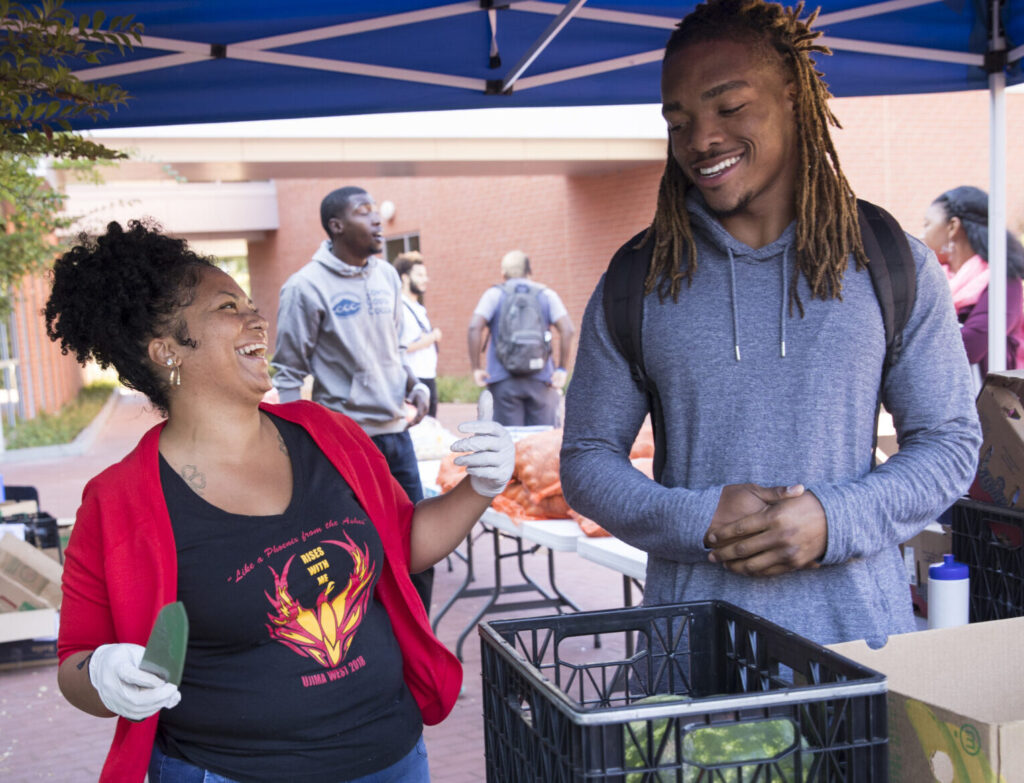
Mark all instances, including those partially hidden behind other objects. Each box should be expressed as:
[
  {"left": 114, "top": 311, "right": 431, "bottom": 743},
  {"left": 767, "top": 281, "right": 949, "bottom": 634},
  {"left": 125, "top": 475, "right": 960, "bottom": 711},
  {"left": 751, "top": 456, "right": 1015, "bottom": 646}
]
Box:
[
  {"left": 951, "top": 497, "right": 1024, "bottom": 622},
  {"left": 480, "top": 601, "right": 888, "bottom": 782}
]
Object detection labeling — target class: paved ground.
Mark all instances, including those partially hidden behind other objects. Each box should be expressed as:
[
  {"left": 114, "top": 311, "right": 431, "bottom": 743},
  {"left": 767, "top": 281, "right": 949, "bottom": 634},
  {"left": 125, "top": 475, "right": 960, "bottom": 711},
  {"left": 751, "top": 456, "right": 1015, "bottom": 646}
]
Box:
[{"left": 0, "top": 393, "right": 627, "bottom": 781}]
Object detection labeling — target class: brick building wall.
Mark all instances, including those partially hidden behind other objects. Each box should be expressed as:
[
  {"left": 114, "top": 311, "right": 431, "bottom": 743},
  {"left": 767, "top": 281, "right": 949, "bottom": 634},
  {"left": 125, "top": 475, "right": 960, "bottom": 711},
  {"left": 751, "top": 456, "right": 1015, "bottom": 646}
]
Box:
[
  {"left": 247, "top": 170, "right": 666, "bottom": 377},
  {"left": 234, "top": 90, "right": 1024, "bottom": 379},
  {"left": 831, "top": 91, "right": 1024, "bottom": 234},
  {"left": 249, "top": 175, "right": 578, "bottom": 376},
  {"left": 12, "top": 92, "right": 1023, "bottom": 418},
  {"left": 10, "top": 273, "right": 84, "bottom": 418}
]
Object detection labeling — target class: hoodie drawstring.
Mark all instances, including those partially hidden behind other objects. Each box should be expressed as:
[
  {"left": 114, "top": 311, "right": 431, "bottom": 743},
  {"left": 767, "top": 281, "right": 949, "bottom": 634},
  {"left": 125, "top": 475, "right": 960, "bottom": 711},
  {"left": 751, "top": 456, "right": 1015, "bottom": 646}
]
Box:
[
  {"left": 728, "top": 243, "right": 792, "bottom": 362},
  {"left": 728, "top": 248, "right": 741, "bottom": 361}
]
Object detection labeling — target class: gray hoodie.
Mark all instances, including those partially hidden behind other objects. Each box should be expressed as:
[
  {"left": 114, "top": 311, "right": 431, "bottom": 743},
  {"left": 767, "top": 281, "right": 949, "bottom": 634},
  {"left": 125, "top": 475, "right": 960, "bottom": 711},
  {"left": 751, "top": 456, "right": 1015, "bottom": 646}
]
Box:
[
  {"left": 561, "top": 193, "right": 981, "bottom": 647},
  {"left": 272, "top": 241, "right": 410, "bottom": 436}
]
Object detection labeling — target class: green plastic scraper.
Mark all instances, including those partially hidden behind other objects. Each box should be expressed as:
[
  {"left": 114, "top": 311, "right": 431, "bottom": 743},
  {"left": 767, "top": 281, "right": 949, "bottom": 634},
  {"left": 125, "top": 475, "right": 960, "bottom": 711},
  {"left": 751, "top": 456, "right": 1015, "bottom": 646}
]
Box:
[{"left": 140, "top": 601, "right": 189, "bottom": 686}]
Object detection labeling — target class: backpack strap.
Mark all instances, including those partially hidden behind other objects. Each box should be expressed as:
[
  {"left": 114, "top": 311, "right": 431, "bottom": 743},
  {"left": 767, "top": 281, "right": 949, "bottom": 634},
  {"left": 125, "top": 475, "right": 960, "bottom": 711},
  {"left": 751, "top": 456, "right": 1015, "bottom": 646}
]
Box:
[
  {"left": 402, "top": 299, "right": 430, "bottom": 334},
  {"left": 857, "top": 199, "right": 917, "bottom": 467},
  {"left": 603, "top": 229, "right": 651, "bottom": 389},
  {"left": 489, "top": 281, "right": 512, "bottom": 331},
  {"left": 857, "top": 199, "right": 916, "bottom": 384},
  {"left": 602, "top": 229, "right": 668, "bottom": 482},
  {"left": 603, "top": 210, "right": 917, "bottom": 480},
  {"left": 527, "top": 281, "right": 551, "bottom": 325}
]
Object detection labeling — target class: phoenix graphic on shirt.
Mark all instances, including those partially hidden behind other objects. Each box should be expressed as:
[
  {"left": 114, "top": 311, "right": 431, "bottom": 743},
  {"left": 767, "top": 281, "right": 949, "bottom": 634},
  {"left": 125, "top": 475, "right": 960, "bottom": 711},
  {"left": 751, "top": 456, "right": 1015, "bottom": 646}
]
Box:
[{"left": 264, "top": 533, "right": 375, "bottom": 668}]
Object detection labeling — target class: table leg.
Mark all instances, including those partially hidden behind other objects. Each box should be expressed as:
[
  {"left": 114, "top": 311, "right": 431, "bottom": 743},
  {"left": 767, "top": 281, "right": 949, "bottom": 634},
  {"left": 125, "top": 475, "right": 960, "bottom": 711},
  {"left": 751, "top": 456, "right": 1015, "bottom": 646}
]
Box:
[
  {"left": 623, "top": 577, "right": 644, "bottom": 658},
  {"left": 431, "top": 529, "right": 475, "bottom": 633},
  {"left": 624, "top": 576, "right": 634, "bottom": 658},
  {"left": 513, "top": 538, "right": 558, "bottom": 606},
  {"left": 545, "top": 548, "right": 582, "bottom": 613},
  {"left": 454, "top": 525, "right": 507, "bottom": 660},
  {"left": 434, "top": 519, "right": 595, "bottom": 661},
  {"left": 545, "top": 547, "right": 600, "bottom": 648}
]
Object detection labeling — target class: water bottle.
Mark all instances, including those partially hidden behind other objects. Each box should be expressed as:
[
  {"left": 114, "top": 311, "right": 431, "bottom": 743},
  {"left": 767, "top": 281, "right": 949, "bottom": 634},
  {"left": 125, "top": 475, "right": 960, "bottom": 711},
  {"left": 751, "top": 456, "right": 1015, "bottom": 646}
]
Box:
[{"left": 927, "top": 554, "right": 970, "bottom": 629}]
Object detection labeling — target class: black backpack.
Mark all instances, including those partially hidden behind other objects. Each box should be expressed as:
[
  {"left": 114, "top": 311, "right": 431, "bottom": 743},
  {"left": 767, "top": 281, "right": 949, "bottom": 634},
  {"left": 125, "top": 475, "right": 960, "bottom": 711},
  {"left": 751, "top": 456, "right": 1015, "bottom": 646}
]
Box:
[
  {"left": 602, "top": 199, "right": 916, "bottom": 482},
  {"left": 493, "top": 279, "right": 552, "bottom": 375}
]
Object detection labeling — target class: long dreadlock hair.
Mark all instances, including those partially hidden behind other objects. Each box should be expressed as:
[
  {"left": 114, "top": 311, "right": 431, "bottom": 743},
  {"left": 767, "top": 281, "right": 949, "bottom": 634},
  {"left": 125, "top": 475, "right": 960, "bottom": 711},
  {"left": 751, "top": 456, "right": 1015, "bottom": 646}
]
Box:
[{"left": 643, "top": 0, "right": 867, "bottom": 316}]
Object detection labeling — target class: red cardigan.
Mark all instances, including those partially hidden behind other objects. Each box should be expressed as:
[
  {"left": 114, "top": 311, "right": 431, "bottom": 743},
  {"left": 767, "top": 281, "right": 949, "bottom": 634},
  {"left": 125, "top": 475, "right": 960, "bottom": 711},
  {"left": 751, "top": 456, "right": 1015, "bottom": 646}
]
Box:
[{"left": 58, "top": 401, "right": 462, "bottom": 782}]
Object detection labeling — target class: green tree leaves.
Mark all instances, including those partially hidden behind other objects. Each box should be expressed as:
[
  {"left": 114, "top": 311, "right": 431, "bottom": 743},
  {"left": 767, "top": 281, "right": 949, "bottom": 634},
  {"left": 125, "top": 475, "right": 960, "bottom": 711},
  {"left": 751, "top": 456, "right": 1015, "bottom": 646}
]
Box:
[
  {"left": 1, "top": 0, "right": 142, "bottom": 159},
  {"left": 0, "top": 1, "right": 140, "bottom": 313}
]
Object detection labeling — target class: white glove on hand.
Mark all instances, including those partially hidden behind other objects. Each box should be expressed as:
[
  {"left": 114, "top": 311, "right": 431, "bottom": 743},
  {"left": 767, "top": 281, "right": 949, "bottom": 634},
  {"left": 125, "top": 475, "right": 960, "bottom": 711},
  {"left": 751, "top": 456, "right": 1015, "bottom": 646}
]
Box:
[
  {"left": 88, "top": 643, "right": 182, "bottom": 721},
  {"left": 452, "top": 390, "right": 514, "bottom": 498}
]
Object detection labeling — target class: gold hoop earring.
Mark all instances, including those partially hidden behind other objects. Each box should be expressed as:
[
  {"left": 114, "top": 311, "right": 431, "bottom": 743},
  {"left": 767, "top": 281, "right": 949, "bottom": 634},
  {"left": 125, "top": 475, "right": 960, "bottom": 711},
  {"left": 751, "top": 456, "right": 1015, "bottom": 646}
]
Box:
[{"left": 166, "top": 357, "right": 181, "bottom": 386}]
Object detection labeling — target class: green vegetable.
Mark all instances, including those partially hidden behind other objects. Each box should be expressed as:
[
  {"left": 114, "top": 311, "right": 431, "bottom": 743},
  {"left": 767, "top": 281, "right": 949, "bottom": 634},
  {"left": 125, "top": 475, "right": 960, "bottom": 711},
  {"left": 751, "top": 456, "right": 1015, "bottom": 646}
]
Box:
[
  {"left": 622, "top": 695, "right": 811, "bottom": 782},
  {"left": 140, "top": 601, "right": 189, "bottom": 686}
]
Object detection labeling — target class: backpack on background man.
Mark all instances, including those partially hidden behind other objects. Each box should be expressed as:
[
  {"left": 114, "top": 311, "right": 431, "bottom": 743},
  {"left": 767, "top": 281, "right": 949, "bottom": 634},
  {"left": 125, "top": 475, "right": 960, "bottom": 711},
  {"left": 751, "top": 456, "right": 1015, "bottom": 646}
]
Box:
[{"left": 493, "top": 279, "right": 552, "bottom": 376}]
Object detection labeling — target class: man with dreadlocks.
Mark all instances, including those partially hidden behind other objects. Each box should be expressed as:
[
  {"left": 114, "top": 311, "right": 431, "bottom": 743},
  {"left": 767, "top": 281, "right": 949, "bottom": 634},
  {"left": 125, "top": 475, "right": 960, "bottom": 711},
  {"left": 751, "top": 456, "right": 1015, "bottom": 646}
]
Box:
[{"left": 560, "top": 0, "right": 980, "bottom": 646}]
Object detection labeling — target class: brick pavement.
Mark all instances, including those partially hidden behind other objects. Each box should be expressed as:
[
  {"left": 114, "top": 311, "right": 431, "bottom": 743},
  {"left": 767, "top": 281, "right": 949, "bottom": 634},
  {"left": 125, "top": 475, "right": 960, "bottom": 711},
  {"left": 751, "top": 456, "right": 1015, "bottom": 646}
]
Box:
[{"left": 0, "top": 394, "right": 628, "bottom": 781}]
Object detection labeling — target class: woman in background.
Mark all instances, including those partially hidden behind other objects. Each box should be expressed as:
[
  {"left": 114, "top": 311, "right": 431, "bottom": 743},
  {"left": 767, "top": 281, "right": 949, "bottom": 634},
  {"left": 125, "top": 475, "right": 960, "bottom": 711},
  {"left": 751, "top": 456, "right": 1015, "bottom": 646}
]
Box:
[
  {"left": 922, "top": 185, "right": 1024, "bottom": 382},
  {"left": 47, "top": 221, "right": 513, "bottom": 783}
]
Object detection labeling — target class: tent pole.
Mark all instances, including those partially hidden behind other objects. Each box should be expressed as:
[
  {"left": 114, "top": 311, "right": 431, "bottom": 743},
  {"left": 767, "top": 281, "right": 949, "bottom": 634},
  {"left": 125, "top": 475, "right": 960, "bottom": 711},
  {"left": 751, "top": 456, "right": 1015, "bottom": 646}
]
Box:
[
  {"left": 988, "top": 0, "right": 1008, "bottom": 372},
  {"left": 500, "top": 0, "right": 589, "bottom": 93}
]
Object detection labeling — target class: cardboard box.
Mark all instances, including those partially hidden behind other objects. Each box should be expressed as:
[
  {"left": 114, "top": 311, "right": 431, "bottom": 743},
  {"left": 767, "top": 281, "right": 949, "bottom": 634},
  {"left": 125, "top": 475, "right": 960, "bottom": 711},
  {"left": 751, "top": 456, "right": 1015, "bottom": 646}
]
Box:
[
  {"left": 831, "top": 618, "right": 1024, "bottom": 782},
  {"left": 902, "top": 522, "right": 953, "bottom": 617},
  {"left": 0, "top": 533, "right": 63, "bottom": 609},
  {"left": 0, "top": 607, "right": 57, "bottom": 644},
  {"left": 0, "top": 572, "right": 53, "bottom": 612},
  {"left": 0, "top": 499, "right": 39, "bottom": 518},
  {"left": 971, "top": 371, "right": 1024, "bottom": 509}
]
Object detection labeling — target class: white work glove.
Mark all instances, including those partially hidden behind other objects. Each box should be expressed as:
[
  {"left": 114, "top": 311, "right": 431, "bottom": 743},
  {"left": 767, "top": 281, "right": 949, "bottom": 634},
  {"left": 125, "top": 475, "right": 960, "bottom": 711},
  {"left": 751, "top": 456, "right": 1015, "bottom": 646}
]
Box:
[
  {"left": 88, "top": 643, "right": 182, "bottom": 721},
  {"left": 452, "top": 390, "right": 515, "bottom": 498}
]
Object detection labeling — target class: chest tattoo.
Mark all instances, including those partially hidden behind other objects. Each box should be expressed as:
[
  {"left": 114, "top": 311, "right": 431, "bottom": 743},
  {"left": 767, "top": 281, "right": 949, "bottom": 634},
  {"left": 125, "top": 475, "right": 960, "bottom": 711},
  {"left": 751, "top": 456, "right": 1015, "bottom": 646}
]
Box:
[{"left": 180, "top": 464, "right": 207, "bottom": 496}]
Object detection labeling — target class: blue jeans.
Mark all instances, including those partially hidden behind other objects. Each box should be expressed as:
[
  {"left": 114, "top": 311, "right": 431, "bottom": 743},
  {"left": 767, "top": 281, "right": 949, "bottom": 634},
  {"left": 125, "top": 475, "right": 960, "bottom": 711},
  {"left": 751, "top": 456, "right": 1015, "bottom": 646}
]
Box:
[
  {"left": 371, "top": 430, "right": 433, "bottom": 611},
  {"left": 148, "top": 736, "right": 430, "bottom": 783},
  {"left": 370, "top": 431, "right": 424, "bottom": 504}
]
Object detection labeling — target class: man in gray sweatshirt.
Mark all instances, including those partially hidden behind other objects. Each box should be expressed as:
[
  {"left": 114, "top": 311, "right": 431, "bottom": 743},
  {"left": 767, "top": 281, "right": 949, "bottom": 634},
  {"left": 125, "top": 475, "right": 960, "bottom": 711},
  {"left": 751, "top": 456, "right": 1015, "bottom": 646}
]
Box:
[
  {"left": 273, "top": 186, "right": 433, "bottom": 608},
  {"left": 560, "top": 0, "right": 981, "bottom": 647}
]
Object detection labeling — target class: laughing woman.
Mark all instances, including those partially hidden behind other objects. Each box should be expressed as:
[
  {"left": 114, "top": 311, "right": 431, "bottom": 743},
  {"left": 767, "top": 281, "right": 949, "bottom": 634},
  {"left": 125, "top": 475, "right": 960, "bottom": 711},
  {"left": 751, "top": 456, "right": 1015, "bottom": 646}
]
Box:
[{"left": 46, "top": 221, "right": 513, "bottom": 783}]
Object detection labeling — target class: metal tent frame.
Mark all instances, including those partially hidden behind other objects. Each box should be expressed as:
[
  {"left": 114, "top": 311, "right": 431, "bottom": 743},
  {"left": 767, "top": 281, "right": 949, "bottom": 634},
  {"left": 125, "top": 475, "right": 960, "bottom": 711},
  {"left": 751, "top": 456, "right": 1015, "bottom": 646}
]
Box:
[{"left": 41, "top": 0, "right": 1024, "bottom": 360}]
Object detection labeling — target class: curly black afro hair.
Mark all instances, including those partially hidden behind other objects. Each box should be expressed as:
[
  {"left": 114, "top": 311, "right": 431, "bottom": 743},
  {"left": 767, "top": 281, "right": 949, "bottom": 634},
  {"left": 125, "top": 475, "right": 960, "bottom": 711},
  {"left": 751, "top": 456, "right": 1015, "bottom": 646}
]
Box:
[{"left": 45, "top": 220, "right": 216, "bottom": 415}]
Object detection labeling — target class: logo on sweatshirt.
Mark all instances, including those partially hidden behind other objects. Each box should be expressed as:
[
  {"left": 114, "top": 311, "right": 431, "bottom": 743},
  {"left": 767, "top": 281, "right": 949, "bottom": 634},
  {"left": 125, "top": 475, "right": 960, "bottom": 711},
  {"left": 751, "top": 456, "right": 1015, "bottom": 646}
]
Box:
[
  {"left": 332, "top": 298, "right": 361, "bottom": 318},
  {"left": 366, "top": 288, "right": 393, "bottom": 316}
]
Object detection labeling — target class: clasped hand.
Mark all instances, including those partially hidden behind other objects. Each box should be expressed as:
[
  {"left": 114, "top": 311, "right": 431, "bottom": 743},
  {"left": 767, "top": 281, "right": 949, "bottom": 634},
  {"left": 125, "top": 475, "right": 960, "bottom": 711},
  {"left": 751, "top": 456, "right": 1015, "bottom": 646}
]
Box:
[{"left": 704, "top": 483, "right": 828, "bottom": 577}]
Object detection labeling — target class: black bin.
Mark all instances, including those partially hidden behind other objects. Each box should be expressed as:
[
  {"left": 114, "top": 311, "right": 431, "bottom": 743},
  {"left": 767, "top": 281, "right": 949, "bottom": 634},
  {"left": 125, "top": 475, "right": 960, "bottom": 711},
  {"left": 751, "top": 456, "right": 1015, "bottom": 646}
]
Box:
[
  {"left": 480, "top": 601, "right": 888, "bottom": 782},
  {"left": 1, "top": 513, "right": 60, "bottom": 550},
  {"left": 951, "top": 497, "right": 1024, "bottom": 622}
]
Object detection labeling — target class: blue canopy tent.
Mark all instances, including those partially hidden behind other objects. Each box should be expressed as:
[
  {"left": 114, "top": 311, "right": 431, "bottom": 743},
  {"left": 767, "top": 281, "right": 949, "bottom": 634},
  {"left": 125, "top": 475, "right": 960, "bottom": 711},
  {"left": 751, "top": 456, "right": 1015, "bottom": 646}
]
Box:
[{"left": 56, "top": 0, "right": 1023, "bottom": 366}]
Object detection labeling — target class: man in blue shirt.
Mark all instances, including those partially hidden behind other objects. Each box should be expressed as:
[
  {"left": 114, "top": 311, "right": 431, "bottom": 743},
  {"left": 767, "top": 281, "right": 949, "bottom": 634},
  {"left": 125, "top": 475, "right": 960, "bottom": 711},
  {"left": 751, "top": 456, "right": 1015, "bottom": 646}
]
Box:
[{"left": 467, "top": 250, "right": 575, "bottom": 426}]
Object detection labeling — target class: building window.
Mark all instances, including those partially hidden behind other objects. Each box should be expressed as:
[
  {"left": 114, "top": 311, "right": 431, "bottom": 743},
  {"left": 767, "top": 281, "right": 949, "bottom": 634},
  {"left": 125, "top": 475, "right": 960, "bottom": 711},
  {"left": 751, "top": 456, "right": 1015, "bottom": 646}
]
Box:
[{"left": 384, "top": 233, "right": 420, "bottom": 262}]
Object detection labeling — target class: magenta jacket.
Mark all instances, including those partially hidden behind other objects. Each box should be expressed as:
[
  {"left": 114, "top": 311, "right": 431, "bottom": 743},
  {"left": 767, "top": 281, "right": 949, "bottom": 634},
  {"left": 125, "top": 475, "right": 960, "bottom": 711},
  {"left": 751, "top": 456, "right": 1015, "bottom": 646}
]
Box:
[{"left": 958, "top": 279, "right": 1024, "bottom": 375}]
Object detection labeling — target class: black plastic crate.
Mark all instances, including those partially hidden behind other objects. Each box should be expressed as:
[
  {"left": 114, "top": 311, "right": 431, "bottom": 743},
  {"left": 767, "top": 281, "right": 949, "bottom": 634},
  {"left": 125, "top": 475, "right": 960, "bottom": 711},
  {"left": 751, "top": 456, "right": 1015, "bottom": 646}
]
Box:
[
  {"left": 0, "top": 638, "right": 57, "bottom": 669},
  {"left": 480, "top": 601, "right": 887, "bottom": 782},
  {"left": 1, "top": 513, "right": 58, "bottom": 547},
  {"left": 951, "top": 497, "right": 1024, "bottom": 622}
]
